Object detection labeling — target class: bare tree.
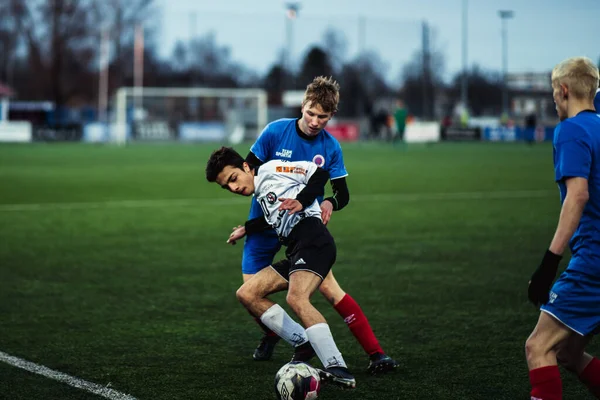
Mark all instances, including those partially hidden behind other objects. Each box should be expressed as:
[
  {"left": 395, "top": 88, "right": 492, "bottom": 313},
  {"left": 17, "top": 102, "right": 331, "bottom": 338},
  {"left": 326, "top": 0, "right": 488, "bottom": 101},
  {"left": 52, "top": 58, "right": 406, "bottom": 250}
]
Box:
[
  {"left": 297, "top": 47, "right": 334, "bottom": 90},
  {"left": 0, "top": 0, "right": 26, "bottom": 87},
  {"left": 400, "top": 27, "right": 445, "bottom": 119},
  {"left": 90, "top": 0, "right": 156, "bottom": 88},
  {"left": 321, "top": 28, "right": 347, "bottom": 75},
  {"left": 449, "top": 66, "right": 503, "bottom": 116}
]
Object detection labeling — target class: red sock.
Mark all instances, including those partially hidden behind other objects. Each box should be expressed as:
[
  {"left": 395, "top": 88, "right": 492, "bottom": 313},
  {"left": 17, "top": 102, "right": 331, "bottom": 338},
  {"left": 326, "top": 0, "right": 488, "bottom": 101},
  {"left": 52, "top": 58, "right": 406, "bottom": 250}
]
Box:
[
  {"left": 252, "top": 315, "right": 277, "bottom": 337},
  {"left": 334, "top": 294, "right": 383, "bottom": 355},
  {"left": 579, "top": 357, "right": 600, "bottom": 398},
  {"left": 529, "top": 365, "right": 562, "bottom": 400}
]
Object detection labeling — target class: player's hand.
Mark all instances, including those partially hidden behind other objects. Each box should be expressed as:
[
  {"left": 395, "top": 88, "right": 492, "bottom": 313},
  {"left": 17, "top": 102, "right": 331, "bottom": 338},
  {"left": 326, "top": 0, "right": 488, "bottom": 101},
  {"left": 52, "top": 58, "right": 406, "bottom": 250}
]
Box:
[
  {"left": 232, "top": 225, "right": 243, "bottom": 232},
  {"left": 528, "top": 250, "right": 562, "bottom": 306},
  {"left": 320, "top": 200, "right": 334, "bottom": 225},
  {"left": 278, "top": 198, "right": 302, "bottom": 215},
  {"left": 227, "top": 225, "right": 246, "bottom": 245}
]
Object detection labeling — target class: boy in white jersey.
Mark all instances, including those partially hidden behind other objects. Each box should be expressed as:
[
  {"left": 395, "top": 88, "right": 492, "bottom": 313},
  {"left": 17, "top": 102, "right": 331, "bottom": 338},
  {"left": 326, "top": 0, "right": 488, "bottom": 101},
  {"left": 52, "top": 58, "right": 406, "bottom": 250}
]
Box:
[{"left": 205, "top": 146, "right": 356, "bottom": 388}]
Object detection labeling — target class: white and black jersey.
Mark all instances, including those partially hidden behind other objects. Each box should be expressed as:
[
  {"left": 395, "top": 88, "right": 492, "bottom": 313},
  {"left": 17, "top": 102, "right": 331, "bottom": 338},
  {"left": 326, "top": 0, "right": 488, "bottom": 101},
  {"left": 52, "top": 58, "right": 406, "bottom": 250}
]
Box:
[{"left": 254, "top": 160, "right": 324, "bottom": 238}]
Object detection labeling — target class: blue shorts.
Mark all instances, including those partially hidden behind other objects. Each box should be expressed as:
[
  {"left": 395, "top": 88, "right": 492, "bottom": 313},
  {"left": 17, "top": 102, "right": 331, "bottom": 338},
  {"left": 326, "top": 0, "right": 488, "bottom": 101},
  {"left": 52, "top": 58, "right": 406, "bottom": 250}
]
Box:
[
  {"left": 241, "top": 229, "right": 282, "bottom": 274},
  {"left": 540, "top": 267, "right": 600, "bottom": 336}
]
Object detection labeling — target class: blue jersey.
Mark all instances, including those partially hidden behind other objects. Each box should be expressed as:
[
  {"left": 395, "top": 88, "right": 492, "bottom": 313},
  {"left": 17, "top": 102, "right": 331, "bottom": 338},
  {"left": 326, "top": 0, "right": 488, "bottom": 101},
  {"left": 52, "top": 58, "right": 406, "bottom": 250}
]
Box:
[
  {"left": 553, "top": 110, "right": 600, "bottom": 273},
  {"left": 595, "top": 89, "right": 600, "bottom": 113},
  {"left": 248, "top": 118, "right": 348, "bottom": 219}
]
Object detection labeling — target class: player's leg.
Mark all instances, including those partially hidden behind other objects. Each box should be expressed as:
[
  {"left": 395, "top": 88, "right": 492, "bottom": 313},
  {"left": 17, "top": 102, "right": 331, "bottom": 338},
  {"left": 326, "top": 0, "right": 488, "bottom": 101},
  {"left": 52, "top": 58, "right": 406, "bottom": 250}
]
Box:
[
  {"left": 525, "top": 312, "right": 572, "bottom": 400},
  {"left": 555, "top": 333, "right": 600, "bottom": 397},
  {"left": 286, "top": 232, "right": 356, "bottom": 389},
  {"left": 319, "top": 271, "right": 398, "bottom": 374},
  {"left": 236, "top": 265, "right": 310, "bottom": 350},
  {"left": 287, "top": 269, "right": 355, "bottom": 388},
  {"left": 535, "top": 267, "right": 600, "bottom": 398},
  {"left": 241, "top": 230, "right": 282, "bottom": 361},
  {"left": 578, "top": 351, "right": 600, "bottom": 398}
]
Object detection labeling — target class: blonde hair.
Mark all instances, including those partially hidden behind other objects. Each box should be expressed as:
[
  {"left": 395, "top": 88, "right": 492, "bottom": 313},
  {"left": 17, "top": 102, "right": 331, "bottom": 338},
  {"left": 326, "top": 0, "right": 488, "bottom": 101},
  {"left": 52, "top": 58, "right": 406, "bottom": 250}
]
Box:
[
  {"left": 302, "top": 76, "right": 340, "bottom": 113},
  {"left": 551, "top": 57, "right": 600, "bottom": 100}
]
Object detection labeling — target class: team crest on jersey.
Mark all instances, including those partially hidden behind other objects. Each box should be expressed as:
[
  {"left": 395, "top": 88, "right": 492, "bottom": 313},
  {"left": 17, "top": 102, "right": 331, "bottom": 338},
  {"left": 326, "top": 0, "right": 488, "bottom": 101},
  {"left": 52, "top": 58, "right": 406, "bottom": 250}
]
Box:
[
  {"left": 266, "top": 192, "right": 277, "bottom": 204},
  {"left": 312, "top": 154, "right": 325, "bottom": 167}
]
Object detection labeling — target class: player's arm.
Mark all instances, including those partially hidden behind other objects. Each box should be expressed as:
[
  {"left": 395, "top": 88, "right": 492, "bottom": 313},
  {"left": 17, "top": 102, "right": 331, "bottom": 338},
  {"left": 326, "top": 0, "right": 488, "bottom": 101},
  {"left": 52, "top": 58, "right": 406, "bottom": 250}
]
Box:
[
  {"left": 548, "top": 177, "right": 589, "bottom": 254},
  {"left": 324, "top": 177, "right": 350, "bottom": 211},
  {"left": 528, "top": 126, "right": 591, "bottom": 306},
  {"left": 320, "top": 177, "right": 349, "bottom": 225},
  {"left": 528, "top": 177, "right": 588, "bottom": 304},
  {"left": 320, "top": 140, "right": 349, "bottom": 223},
  {"left": 279, "top": 166, "right": 329, "bottom": 214},
  {"left": 245, "top": 151, "right": 264, "bottom": 169},
  {"left": 295, "top": 167, "right": 329, "bottom": 208},
  {"left": 245, "top": 216, "right": 272, "bottom": 235},
  {"left": 226, "top": 217, "right": 271, "bottom": 245}
]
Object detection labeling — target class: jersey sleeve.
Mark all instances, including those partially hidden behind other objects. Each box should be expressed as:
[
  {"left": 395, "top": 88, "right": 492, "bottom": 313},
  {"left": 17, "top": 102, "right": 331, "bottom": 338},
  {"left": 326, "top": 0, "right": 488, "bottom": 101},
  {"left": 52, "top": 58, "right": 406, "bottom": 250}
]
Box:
[
  {"left": 296, "top": 160, "right": 319, "bottom": 184},
  {"left": 250, "top": 124, "right": 274, "bottom": 163},
  {"left": 327, "top": 140, "right": 348, "bottom": 179},
  {"left": 554, "top": 121, "right": 592, "bottom": 182}
]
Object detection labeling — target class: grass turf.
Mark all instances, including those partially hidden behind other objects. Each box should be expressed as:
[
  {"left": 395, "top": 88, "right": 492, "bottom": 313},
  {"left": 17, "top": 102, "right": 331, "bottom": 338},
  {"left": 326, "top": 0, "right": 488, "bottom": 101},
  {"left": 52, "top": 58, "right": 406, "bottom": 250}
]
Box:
[{"left": 0, "top": 141, "right": 596, "bottom": 399}]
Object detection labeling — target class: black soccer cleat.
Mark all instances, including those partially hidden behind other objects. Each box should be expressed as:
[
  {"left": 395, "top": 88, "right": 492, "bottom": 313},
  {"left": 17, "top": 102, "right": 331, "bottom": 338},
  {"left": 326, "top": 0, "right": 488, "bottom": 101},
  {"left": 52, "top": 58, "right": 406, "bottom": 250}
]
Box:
[
  {"left": 367, "top": 352, "right": 399, "bottom": 375},
  {"left": 290, "top": 341, "right": 316, "bottom": 363},
  {"left": 319, "top": 366, "right": 356, "bottom": 389},
  {"left": 253, "top": 334, "right": 281, "bottom": 361}
]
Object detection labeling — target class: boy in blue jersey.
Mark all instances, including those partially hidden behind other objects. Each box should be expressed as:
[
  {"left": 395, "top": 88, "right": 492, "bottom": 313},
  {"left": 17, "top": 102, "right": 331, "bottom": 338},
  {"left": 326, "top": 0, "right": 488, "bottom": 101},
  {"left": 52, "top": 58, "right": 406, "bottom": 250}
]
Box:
[
  {"left": 595, "top": 88, "right": 600, "bottom": 112},
  {"left": 234, "top": 76, "right": 397, "bottom": 374},
  {"left": 525, "top": 57, "right": 600, "bottom": 400}
]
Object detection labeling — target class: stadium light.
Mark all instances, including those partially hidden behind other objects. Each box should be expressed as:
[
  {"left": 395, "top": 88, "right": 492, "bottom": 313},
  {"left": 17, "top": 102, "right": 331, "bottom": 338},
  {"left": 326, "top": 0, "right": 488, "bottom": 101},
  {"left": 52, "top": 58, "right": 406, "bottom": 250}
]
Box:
[
  {"left": 286, "top": 2, "right": 299, "bottom": 19},
  {"left": 498, "top": 10, "right": 514, "bottom": 118},
  {"left": 284, "top": 2, "right": 301, "bottom": 90}
]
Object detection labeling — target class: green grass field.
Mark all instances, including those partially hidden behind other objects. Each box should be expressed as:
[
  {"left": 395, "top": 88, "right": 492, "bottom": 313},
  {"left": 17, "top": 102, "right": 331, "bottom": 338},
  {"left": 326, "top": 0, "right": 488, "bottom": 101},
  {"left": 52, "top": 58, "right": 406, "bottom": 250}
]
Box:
[{"left": 0, "top": 141, "right": 597, "bottom": 400}]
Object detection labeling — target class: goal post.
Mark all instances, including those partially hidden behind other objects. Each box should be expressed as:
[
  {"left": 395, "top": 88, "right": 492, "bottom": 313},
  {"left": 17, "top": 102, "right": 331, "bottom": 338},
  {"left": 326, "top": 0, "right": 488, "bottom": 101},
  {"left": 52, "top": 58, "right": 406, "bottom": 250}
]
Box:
[{"left": 113, "top": 87, "right": 268, "bottom": 145}]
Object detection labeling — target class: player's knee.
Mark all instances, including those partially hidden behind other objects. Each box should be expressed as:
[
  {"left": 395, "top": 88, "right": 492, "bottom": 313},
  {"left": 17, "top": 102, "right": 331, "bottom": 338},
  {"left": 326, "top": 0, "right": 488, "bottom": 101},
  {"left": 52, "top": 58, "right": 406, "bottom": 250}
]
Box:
[
  {"left": 318, "top": 282, "right": 345, "bottom": 305},
  {"left": 236, "top": 284, "right": 254, "bottom": 307},
  {"left": 286, "top": 291, "right": 310, "bottom": 313},
  {"left": 525, "top": 335, "right": 551, "bottom": 363}
]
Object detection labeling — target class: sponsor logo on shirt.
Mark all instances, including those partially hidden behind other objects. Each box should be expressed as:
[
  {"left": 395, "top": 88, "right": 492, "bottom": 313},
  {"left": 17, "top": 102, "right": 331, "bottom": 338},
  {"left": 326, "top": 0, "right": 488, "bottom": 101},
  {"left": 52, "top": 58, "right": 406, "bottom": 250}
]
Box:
[
  {"left": 275, "top": 166, "right": 307, "bottom": 175},
  {"left": 275, "top": 148, "right": 293, "bottom": 158}
]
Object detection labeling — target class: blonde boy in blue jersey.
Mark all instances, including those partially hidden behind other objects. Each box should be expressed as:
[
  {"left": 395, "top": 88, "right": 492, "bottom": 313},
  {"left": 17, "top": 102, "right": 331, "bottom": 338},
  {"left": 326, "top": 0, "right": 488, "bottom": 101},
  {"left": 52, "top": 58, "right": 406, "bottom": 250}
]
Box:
[{"left": 525, "top": 56, "right": 600, "bottom": 400}]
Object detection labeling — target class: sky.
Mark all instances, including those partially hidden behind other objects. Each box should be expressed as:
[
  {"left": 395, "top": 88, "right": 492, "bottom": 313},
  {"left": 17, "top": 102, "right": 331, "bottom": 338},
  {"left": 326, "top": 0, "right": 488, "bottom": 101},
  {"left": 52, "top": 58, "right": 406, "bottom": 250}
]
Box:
[{"left": 155, "top": 0, "right": 600, "bottom": 84}]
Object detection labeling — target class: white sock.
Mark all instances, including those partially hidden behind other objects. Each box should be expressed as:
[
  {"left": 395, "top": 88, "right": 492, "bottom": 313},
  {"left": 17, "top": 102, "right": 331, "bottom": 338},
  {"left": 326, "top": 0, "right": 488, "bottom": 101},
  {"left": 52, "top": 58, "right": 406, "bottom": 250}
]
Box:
[
  {"left": 260, "top": 304, "right": 308, "bottom": 347},
  {"left": 305, "top": 323, "right": 347, "bottom": 369}
]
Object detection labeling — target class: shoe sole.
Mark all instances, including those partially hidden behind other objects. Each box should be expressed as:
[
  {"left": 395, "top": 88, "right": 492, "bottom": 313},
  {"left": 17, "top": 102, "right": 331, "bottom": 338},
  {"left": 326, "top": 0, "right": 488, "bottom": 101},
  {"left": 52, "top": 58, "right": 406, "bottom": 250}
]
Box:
[
  {"left": 253, "top": 355, "right": 272, "bottom": 361},
  {"left": 317, "top": 370, "right": 356, "bottom": 389},
  {"left": 368, "top": 361, "right": 399, "bottom": 375}
]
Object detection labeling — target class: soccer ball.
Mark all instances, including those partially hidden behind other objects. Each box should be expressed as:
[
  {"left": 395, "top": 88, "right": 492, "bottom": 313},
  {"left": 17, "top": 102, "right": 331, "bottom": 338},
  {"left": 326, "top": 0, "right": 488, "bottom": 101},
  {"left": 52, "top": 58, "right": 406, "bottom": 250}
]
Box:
[{"left": 274, "top": 361, "right": 321, "bottom": 400}]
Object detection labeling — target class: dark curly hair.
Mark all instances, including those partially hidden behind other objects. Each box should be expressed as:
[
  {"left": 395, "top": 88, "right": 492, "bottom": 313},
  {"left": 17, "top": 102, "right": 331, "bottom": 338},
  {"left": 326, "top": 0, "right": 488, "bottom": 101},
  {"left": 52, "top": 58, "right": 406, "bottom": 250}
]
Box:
[{"left": 205, "top": 146, "right": 245, "bottom": 182}]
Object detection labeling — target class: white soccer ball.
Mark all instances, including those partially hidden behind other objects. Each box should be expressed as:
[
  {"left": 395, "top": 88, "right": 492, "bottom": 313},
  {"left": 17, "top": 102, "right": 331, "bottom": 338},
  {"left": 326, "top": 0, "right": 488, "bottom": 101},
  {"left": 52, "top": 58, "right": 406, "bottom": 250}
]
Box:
[{"left": 274, "top": 361, "right": 321, "bottom": 400}]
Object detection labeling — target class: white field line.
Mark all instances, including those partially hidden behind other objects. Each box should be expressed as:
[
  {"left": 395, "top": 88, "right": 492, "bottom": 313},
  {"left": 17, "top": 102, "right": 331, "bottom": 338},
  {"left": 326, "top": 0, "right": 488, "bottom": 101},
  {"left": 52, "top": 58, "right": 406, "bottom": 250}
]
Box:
[
  {"left": 0, "top": 350, "right": 137, "bottom": 400},
  {"left": 0, "top": 189, "right": 555, "bottom": 212}
]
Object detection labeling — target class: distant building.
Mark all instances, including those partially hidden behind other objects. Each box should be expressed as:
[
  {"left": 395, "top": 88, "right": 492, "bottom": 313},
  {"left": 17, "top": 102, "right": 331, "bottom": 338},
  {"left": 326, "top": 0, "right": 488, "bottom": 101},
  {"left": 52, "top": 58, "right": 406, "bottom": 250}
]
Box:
[{"left": 507, "top": 72, "right": 556, "bottom": 125}]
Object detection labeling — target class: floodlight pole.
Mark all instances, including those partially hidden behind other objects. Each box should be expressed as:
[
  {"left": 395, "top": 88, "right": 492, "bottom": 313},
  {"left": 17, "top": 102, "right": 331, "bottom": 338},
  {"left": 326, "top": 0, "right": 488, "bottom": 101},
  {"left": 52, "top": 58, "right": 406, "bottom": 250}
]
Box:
[
  {"left": 461, "top": 0, "right": 468, "bottom": 111},
  {"left": 285, "top": 2, "right": 300, "bottom": 90},
  {"left": 498, "top": 10, "right": 514, "bottom": 117}
]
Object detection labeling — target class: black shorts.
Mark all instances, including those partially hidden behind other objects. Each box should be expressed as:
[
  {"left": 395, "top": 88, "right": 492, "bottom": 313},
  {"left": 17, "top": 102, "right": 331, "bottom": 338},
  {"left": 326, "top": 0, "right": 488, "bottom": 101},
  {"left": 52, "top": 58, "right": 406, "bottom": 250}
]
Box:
[{"left": 271, "top": 217, "right": 336, "bottom": 281}]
